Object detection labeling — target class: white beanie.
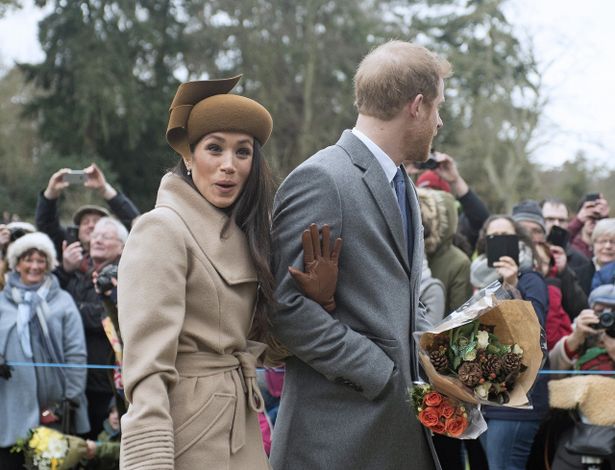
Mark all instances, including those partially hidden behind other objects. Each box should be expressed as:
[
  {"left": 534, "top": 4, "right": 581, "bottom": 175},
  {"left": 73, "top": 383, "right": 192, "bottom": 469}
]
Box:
[{"left": 6, "top": 232, "right": 58, "bottom": 271}]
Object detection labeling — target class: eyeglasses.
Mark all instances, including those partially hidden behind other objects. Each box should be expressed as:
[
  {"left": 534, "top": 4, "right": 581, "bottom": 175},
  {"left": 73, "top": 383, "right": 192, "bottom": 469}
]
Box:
[
  {"left": 595, "top": 238, "right": 615, "bottom": 247},
  {"left": 90, "top": 232, "right": 120, "bottom": 242}
]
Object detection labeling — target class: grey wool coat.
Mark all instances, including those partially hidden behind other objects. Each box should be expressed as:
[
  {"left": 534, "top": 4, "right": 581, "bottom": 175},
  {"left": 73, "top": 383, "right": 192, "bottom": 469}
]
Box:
[{"left": 270, "top": 130, "right": 440, "bottom": 470}]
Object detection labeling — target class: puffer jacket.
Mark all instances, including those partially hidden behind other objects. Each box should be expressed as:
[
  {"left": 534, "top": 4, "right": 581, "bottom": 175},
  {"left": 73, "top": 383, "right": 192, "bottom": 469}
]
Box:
[{"left": 418, "top": 188, "right": 473, "bottom": 315}]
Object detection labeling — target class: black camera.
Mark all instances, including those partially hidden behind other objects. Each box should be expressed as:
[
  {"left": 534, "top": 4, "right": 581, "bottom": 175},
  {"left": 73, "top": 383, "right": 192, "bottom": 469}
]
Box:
[
  {"left": 415, "top": 157, "right": 440, "bottom": 170},
  {"left": 591, "top": 310, "right": 615, "bottom": 336},
  {"left": 96, "top": 264, "right": 118, "bottom": 293},
  {"left": 9, "top": 227, "right": 29, "bottom": 242}
]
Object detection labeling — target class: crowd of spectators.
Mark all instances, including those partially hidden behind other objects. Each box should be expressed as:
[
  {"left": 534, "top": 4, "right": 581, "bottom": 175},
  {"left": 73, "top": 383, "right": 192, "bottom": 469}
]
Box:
[{"left": 1, "top": 155, "right": 614, "bottom": 469}]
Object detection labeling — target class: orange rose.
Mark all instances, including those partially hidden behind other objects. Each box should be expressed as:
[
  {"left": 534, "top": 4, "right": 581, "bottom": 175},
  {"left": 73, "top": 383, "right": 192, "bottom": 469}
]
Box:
[
  {"left": 431, "top": 420, "right": 446, "bottom": 435},
  {"left": 423, "top": 391, "right": 443, "bottom": 407},
  {"left": 418, "top": 407, "right": 440, "bottom": 428},
  {"left": 445, "top": 415, "right": 468, "bottom": 438},
  {"left": 438, "top": 399, "right": 456, "bottom": 419}
]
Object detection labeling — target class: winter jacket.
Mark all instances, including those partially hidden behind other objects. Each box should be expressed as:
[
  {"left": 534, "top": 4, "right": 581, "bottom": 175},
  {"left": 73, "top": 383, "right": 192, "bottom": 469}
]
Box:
[
  {"left": 0, "top": 273, "right": 89, "bottom": 447},
  {"left": 60, "top": 263, "right": 117, "bottom": 394},
  {"left": 457, "top": 189, "right": 491, "bottom": 251},
  {"left": 418, "top": 188, "right": 473, "bottom": 315},
  {"left": 591, "top": 260, "right": 615, "bottom": 291},
  {"left": 544, "top": 279, "right": 573, "bottom": 351},
  {"left": 419, "top": 258, "right": 446, "bottom": 325}
]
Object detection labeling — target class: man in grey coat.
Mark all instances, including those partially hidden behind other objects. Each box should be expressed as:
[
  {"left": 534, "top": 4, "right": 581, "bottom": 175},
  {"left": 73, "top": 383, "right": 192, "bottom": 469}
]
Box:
[{"left": 270, "top": 40, "right": 451, "bottom": 469}]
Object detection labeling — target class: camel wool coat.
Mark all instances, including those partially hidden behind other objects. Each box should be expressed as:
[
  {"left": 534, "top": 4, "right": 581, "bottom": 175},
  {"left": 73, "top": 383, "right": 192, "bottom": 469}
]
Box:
[{"left": 118, "top": 173, "right": 270, "bottom": 470}]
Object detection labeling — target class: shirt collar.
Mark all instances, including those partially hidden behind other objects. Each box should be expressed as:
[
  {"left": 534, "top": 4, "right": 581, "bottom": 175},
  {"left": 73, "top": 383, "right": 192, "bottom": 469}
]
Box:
[{"left": 352, "top": 127, "right": 398, "bottom": 184}]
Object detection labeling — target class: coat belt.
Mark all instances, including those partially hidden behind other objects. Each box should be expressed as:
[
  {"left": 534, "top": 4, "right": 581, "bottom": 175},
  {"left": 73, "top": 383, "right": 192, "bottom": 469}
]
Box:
[{"left": 175, "top": 341, "right": 266, "bottom": 454}]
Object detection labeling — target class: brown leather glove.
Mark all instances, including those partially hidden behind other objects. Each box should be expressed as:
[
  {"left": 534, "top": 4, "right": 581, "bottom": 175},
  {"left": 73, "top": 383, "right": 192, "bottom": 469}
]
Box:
[{"left": 289, "top": 223, "right": 342, "bottom": 312}]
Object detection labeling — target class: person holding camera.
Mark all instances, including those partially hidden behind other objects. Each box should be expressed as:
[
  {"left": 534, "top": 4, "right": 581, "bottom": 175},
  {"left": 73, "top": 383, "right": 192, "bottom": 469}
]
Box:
[
  {"left": 60, "top": 216, "right": 127, "bottom": 440},
  {"left": 0, "top": 232, "right": 89, "bottom": 469},
  {"left": 566, "top": 193, "right": 610, "bottom": 260},
  {"left": 35, "top": 162, "right": 140, "bottom": 266}
]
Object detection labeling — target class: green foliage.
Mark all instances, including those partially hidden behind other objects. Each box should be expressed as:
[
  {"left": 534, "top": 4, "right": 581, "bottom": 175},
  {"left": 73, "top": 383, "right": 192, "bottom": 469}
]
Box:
[{"left": 18, "top": 0, "right": 187, "bottom": 211}]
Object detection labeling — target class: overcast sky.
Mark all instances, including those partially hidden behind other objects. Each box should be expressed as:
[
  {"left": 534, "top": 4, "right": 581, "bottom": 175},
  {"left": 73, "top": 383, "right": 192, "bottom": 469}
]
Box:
[{"left": 1, "top": 0, "right": 613, "bottom": 171}]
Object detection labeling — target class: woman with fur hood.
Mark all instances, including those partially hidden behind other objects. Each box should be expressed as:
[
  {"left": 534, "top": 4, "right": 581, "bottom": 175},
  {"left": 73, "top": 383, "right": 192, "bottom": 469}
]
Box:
[
  {"left": 417, "top": 187, "right": 473, "bottom": 315},
  {"left": 0, "top": 232, "right": 89, "bottom": 469}
]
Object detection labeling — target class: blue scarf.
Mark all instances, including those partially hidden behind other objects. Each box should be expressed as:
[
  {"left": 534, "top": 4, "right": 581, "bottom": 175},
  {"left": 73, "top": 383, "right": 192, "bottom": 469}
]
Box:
[{"left": 4, "top": 271, "right": 52, "bottom": 358}]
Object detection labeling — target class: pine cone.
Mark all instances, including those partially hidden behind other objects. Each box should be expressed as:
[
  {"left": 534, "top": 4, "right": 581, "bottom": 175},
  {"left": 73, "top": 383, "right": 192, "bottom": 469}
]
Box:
[
  {"left": 429, "top": 348, "right": 449, "bottom": 373},
  {"left": 483, "top": 354, "right": 503, "bottom": 379},
  {"left": 502, "top": 352, "right": 522, "bottom": 375},
  {"left": 458, "top": 361, "right": 483, "bottom": 388},
  {"left": 431, "top": 333, "right": 449, "bottom": 351}
]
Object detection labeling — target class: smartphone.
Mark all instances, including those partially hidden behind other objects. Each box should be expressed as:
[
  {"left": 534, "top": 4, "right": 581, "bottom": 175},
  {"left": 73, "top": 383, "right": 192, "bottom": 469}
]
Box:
[
  {"left": 65, "top": 225, "right": 79, "bottom": 245},
  {"left": 546, "top": 225, "right": 570, "bottom": 248},
  {"left": 64, "top": 170, "right": 86, "bottom": 185},
  {"left": 486, "top": 234, "right": 519, "bottom": 268}
]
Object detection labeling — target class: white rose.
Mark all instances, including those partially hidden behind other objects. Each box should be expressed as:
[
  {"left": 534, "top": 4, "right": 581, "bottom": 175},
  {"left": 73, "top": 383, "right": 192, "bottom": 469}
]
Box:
[
  {"left": 475, "top": 382, "right": 491, "bottom": 399},
  {"left": 477, "top": 330, "right": 490, "bottom": 349},
  {"left": 463, "top": 349, "right": 477, "bottom": 361},
  {"left": 513, "top": 344, "right": 524, "bottom": 355}
]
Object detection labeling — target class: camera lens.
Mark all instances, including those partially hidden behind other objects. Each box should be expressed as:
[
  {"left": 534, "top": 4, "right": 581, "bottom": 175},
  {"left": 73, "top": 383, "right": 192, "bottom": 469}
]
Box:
[{"left": 598, "top": 311, "right": 615, "bottom": 329}]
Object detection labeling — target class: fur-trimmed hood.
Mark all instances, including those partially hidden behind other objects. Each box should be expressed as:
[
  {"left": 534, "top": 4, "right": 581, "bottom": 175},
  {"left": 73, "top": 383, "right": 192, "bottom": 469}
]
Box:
[{"left": 417, "top": 188, "right": 458, "bottom": 255}]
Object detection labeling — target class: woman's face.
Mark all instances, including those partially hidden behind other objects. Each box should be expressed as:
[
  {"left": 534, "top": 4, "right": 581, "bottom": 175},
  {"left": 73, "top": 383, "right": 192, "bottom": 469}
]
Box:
[
  {"left": 188, "top": 131, "right": 254, "bottom": 209},
  {"left": 594, "top": 232, "right": 615, "bottom": 266},
  {"left": 486, "top": 218, "right": 516, "bottom": 236},
  {"left": 16, "top": 250, "right": 48, "bottom": 285}
]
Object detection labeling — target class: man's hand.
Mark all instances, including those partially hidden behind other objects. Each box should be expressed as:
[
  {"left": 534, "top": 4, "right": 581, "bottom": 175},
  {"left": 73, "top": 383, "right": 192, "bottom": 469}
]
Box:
[
  {"left": 433, "top": 152, "right": 469, "bottom": 197},
  {"left": 289, "top": 224, "right": 342, "bottom": 312},
  {"left": 62, "top": 240, "right": 84, "bottom": 273},
  {"left": 550, "top": 245, "right": 568, "bottom": 273},
  {"left": 565, "top": 309, "right": 601, "bottom": 353},
  {"left": 0, "top": 224, "right": 10, "bottom": 250},
  {"left": 84, "top": 163, "right": 117, "bottom": 200},
  {"left": 43, "top": 168, "right": 71, "bottom": 200},
  {"left": 577, "top": 198, "right": 609, "bottom": 223}
]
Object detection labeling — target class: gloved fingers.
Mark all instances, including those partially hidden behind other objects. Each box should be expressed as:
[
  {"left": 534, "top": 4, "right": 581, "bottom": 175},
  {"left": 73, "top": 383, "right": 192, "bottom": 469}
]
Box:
[
  {"left": 309, "top": 223, "right": 322, "bottom": 258},
  {"left": 301, "top": 229, "right": 314, "bottom": 263},
  {"left": 322, "top": 224, "right": 331, "bottom": 258},
  {"left": 331, "top": 237, "right": 343, "bottom": 263}
]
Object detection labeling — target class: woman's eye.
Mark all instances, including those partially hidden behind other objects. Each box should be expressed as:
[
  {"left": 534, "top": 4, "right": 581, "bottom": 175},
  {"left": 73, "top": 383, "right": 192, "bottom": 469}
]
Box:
[
  {"left": 206, "top": 144, "right": 222, "bottom": 152},
  {"left": 237, "top": 147, "right": 252, "bottom": 158}
]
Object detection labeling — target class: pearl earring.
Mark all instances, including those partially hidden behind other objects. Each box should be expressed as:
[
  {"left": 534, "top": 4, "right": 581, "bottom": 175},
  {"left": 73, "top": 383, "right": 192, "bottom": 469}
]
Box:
[{"left": 187, "top": 168, "right": 191, "bottom": 176}]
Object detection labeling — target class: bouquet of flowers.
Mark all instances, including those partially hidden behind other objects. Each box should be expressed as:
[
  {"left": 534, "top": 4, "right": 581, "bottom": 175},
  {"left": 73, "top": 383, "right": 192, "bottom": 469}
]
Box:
[
  {"left": 12, "top": 426, "right": 86, "bottom": 470},
  {"left": 409, "top": 383, "right": 487, "bottom": 439},
  {"left": 426, "top": 320, "right": 526, "bottom": 404},
  {"left": 415, "top": 284, "right": 544, "bottom": 408}
]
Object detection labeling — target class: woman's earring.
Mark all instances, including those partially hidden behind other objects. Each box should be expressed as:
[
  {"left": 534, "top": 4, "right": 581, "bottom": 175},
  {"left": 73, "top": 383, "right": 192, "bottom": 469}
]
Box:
[{"left": 187, "top": 168, "right": 191, "bottom": 176}]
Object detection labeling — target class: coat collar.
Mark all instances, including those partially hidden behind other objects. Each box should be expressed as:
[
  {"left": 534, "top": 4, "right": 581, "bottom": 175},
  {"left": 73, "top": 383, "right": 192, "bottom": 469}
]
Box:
[
  {"left": 155, "top": 173, "right": 258, "bottom": 284},
  {"left": 336, "top": 130, "right": 413, "bottom": 274}
]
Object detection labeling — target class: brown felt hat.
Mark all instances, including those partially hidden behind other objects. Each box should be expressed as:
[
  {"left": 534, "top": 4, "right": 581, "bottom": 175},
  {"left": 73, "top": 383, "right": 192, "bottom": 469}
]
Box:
[{"left": 166, "top": 75, "right": 273, "bottom": 161}]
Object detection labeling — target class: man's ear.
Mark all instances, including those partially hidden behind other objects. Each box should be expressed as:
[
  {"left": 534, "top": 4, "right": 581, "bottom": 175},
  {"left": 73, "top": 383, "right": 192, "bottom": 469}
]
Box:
[{"left": 407, "top": 94, "right": 424, "bottom": 119}]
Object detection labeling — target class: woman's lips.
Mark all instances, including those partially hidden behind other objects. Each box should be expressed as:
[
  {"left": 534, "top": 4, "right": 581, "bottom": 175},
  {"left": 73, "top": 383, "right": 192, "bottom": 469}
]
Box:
[{"left": 215, "top": 181, "right": 236, "bottom": 194}]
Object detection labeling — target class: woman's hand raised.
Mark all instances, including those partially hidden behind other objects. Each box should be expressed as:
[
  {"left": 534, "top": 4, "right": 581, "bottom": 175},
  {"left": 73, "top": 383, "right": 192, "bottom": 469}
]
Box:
[{"left": 289, "top": 223, "right": 342, "bottom": 312}]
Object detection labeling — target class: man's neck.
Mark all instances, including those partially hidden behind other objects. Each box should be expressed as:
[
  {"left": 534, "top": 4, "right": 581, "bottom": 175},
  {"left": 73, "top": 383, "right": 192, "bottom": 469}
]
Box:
[{"left": 355, "top": 115, "right": 404, "bottom": 166}]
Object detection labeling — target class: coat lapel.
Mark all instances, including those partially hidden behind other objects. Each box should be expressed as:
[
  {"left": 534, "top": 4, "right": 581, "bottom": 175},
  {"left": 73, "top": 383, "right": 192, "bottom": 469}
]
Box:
[
  {"left": 337, "top": 131, "right": 410, "bottom": 273},
  {"left": 404, "top": 168, "right": 424, "bottom": 281},
  {"left": 155, "top": 173, "right": 258, "bottom": 285}
]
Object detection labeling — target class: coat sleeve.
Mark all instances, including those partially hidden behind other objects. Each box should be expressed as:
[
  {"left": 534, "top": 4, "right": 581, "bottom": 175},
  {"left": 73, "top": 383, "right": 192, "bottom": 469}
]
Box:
[
  {"left": 107, "top": 192, "right": 140, "bottom": 230},
  {"left": 271, "top": 163, "right": 395, "bottom": 401},
  {"left": 61, "top": 293, "right": 88, "bottom": 402},
  {"left": 118, "top": 209, "right": 187, "bottom": 470},
  {"left": 447, "top": 256, "right": 473, "bottom": 313}
]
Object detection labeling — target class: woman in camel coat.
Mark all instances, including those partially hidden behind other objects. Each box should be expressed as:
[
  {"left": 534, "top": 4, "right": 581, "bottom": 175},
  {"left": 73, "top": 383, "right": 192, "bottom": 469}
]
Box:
[{"left": 118, "top": 75, "right": 277, "bottom": 470}]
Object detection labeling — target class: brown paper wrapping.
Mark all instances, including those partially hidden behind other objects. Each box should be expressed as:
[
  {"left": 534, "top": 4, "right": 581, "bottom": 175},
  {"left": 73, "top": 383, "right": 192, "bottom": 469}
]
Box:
[{"left": 419, "top": 299, "right": 543, "bottom": 407}]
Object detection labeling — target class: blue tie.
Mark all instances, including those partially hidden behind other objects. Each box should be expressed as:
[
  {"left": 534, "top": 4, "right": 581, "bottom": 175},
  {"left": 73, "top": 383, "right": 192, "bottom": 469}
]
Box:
[{"left": 393, "top": 168, "right": 409, "bottom": 245}]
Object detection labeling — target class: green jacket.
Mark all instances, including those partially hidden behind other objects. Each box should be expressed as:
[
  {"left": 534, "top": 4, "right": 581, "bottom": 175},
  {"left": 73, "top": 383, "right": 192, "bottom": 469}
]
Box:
[{"left": 417, "top": 188, "right": 473, "bottom": 315}]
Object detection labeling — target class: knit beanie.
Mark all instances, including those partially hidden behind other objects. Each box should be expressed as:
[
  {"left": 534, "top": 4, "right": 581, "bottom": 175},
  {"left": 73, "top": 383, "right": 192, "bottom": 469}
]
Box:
[
  {"left": 416, "top": 170, "right": 451, "bottom": 193},
  {"left": 512, "top": 200, "right": 546, "bottom": 233}
]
